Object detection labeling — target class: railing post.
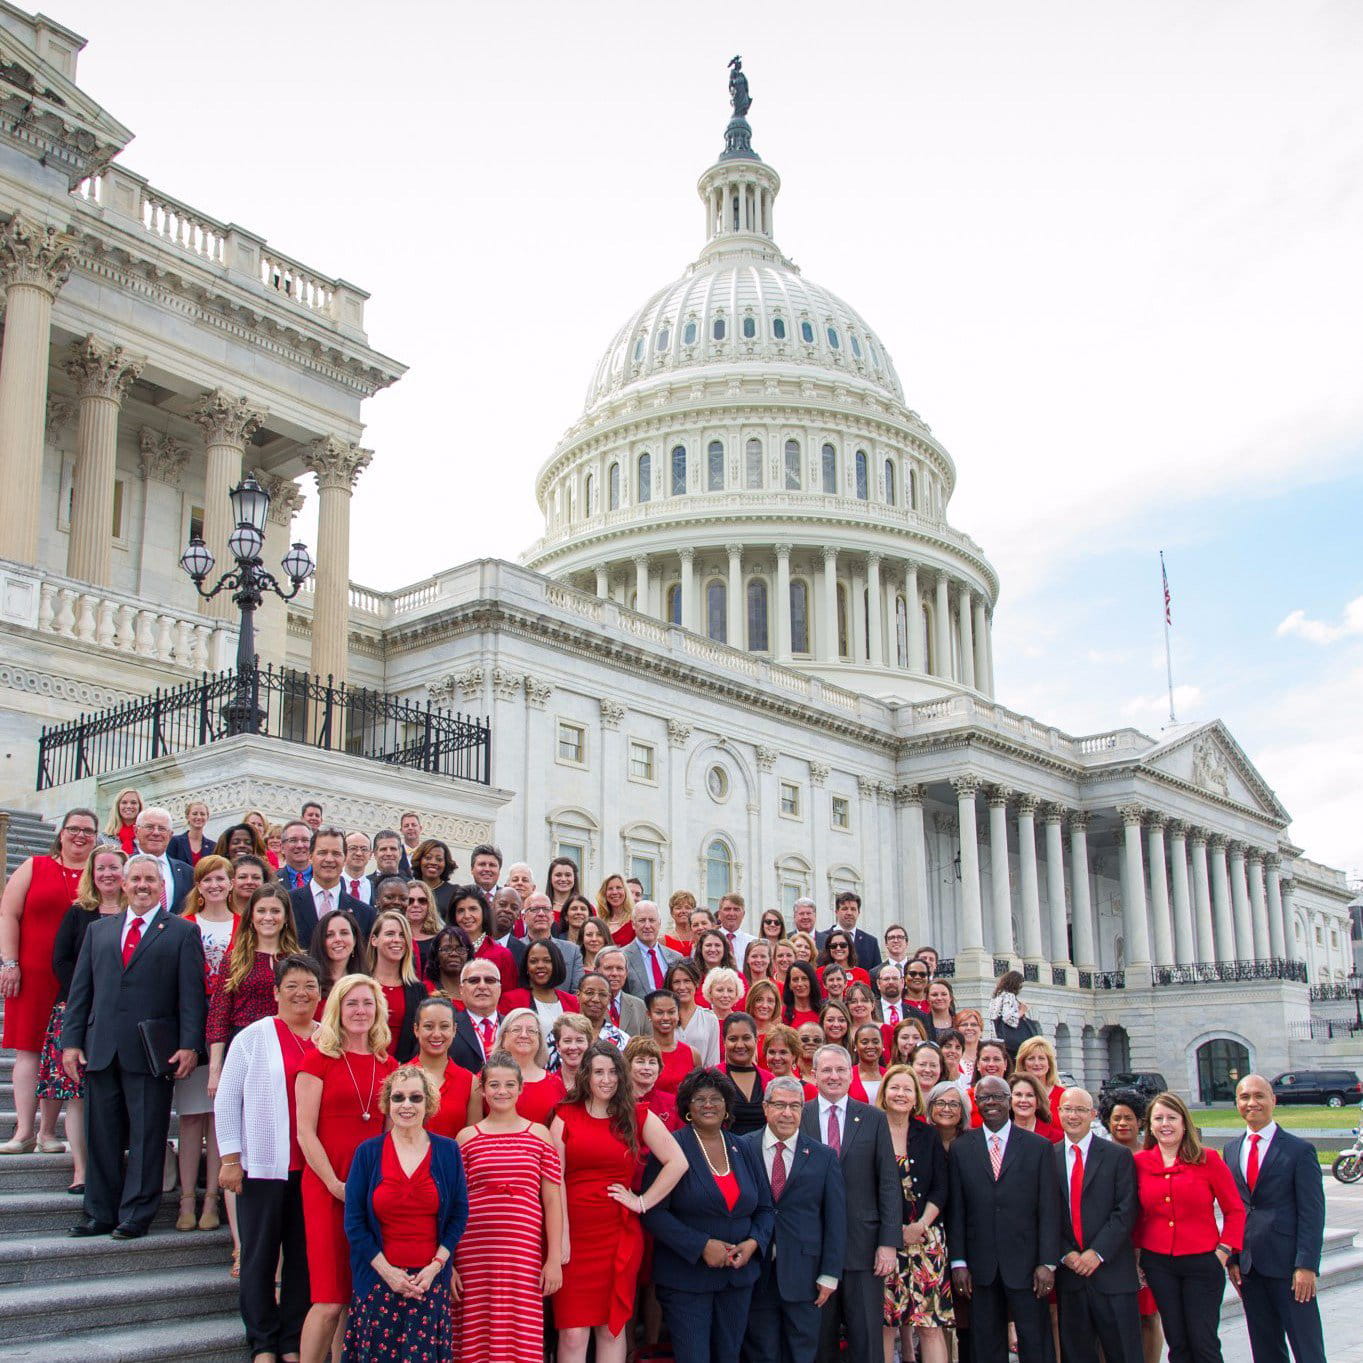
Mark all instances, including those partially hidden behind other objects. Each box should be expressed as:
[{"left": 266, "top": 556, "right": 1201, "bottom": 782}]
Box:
[
  {"left": 198, "top": 675, "right": 210, "bottom": 745},
  {"left": 319, "top": 674, "right": 335, "bottom": 750},
  {"left": 423, "top": 702, "right": 434, "bottom": 774},
  {"left": 75, "top": 719, "right": 88, "bottom": 780},
  {"left": 150, "top": 688, "right": 163, "bottom": 759}
]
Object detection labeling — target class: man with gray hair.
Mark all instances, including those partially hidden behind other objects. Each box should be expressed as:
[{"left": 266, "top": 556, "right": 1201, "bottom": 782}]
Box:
[
  {"left": 743, "top": 1075, "right": 846, "bottom": 1363},
  {"left": 792, "top": 897, "right": 818, "bottom": 937},
  {"left": 622, "top": 900, "right": 682, "bottom": 997},
  {"left": 132, "top": 806, "right": 192, "bottom": 912}
]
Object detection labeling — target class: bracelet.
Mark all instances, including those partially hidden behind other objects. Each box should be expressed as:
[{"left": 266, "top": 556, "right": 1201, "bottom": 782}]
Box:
[
  {"left": 220, "top": 1157, "right": 241, "bottom": 1165},
  {"left": 636, "top": 1195, "right": 646, "bottom": 1214},
  {"left": 0, "top": 960, "right": 18, "bottom": 970}
]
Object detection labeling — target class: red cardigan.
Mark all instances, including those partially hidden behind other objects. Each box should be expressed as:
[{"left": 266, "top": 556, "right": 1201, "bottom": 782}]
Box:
[{"left": 1133, "top": 1147, "right": 1246, "bottom": 1255}]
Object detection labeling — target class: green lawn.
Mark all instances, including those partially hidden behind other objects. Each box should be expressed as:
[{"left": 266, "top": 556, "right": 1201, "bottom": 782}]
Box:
[{"left": 1194, "top": 1105, "right": 1361, "bottom": 1131}]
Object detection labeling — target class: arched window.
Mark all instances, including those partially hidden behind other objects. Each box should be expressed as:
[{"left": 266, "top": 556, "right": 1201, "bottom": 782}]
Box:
[
  {"left": 747, "top": 579, "right": 769, "bottom": 652},
  {"left": 772, "top": 317, "right": 786, "bottom": 340},
  {"left": 821, "top": 443, "right": 837, "bottom": 494},
  {"left": 884, "top": 458, "right": 895, "bottom": 505},
  {"left": 784, "top": 438, "right": 801, "bottom": 490},
  {"left": 854, "top": 450, "right": 868, "bottom": 500},
  {"left": 744, "top": 438, "right": 763, "bottom": 489},
  {"left": 921, "top": 601, "right": 934, "bottom": 674},
  {"left": 608, "top": 462, "right": 620, "bottom": 510},
  {"left": 713, "top": 317, "right": 726, "bottom": 340},
  {"left": 683, "top": 319, "right": 697, "bottom": 345},
  {"left": 584, "top": 472, "right": 595, "bottom": 516},
  {"left": 707, "top": 440, "right": 724, "bottom": 491},
  {"left": 895, "top": 596, "right": 908, "bottom": 667},
  {"left": 705, "top": 839, "right": 733, "bottom": 909},
  {"left": 826, "top": 327, "right": 840, "bottom": 350},
  {"left": 706, "top": 580, "right": 727, "bottom": 643},
  {"left": 637, "top": 452, "right": 652, "bottom": 504},
  {"left": 850, "top": 333, "right": 862, "bottom": 358},
  {"left": 907, "top": 466, "right": 917, "bottom": 510},
  {"left": 790, "top": 580, "right": 810, "bottom": 654},
  {"left": 666, "top": 583, "right": 682, "bottom": 625},
  {"left": 633, "top": 336, "right": 645, "bottom": 361},
  {"left": 742, "top": 316, "right": 756, "bottom": 339},
  {"left": 800, "top": 320, "right": 815, "bottom": 343},
  {"left": 671, "top": 445, "right": 687, "bottom": 497},
  {"left": 836, "top": 584, "right": 850, "bottom": 658}
]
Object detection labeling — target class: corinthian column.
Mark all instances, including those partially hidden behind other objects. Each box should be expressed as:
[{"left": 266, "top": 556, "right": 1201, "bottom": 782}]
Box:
[
  {"left": 1145, "top": 813, "right": 1174, "bottom": 968},
  {"left": 905, "top": 563, "right": 924, "bottom": 673},
  {"left": 255, "top": 471, "right": 306, "bottom": 669},
  {"left": 897, "top": 786, "right": 929, "bottom": 947},
  {"left": 958, "top": 586, "right": 976, "bottom": 688},
  {"left": 1208, "top": 836, "right": 1235, "bottom": 964},
  {"left": 934, "top": 572, "right": 951, "bottom": 679},
  {"left": 0, "top": 214, "right": 75, "bottom": 564},
  {"left": 774, "top": 544, "right": 792, "bottom": 660},
  {"left": 1265, "top": 854, "right": 1287, "bottom": 960},
  {"left": 302, "top": 436, "right": 372, "bottom": 687},
  {"left": 1247, "top": 850, "right": 1271, "bottom": 960},
  {"left": 679, "top": 548, "right": 695, "bottom": 630},
  {"left": 1190, "top": 831, "right": 1215, "bottom": 962},
  {"left": 1229, "top": 843, "right": 1253, "bottom": 960},
  {"left": 192, "top": 390, "right": 266, "bottom": 621},
  {"left": 1068, "top": 813, "right": 1096, "bottom": 971},
  {"left": 866, "top": 552, "right": 884, "bottom": 665},
  {"left": 972, "top": 596, "right": 990, "bottom": 696},
  {"left": 726, "top": 543, "right": 743, "bottom": 647},
  {"left": 63, "top": 336, "right": 143, "bottom": 585},
  {"left": 819, "top": 546, "right": 838, "bottom": 661},
  {"left": 1043, "top": 806, "right": 1070, "bottom": 967},
  {"left": 1118, "top": 805, "right": 1152, "bottom": 970},
  {"left": 1167, "top": 822, "right": 1195, "bottom": 965},
  {"left": 952, "top": 775, "right": 985, "bottom": 962},
  {"left": 1016, "top": 796, "right": 1044, "bottom": 966},
  {"left": 986, "top": 788, "right": 1014, "bottom": 961}
]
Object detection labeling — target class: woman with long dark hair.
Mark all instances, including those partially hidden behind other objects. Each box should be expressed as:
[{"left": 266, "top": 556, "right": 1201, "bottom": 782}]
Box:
[
  {"left": 309, "top": 908, "right": 368, "bottom": 1002},
  {"left": 664, "top": 959, "right": 719, "bottom": 1069},
  {"left": 411, "top": 839, "right": 458, "bottom": 920},
  {"left": 545, "top": 856, "right": 580, "bottom": 917},
  {"left": 450, "top": 885, "right": 517, "bottom": 993},
  {"left": 781, "top": 960, "right": 822, "bottom": 1028},
  {"left": 423, "top": 923, "right": 474, "bottom": 1003}
]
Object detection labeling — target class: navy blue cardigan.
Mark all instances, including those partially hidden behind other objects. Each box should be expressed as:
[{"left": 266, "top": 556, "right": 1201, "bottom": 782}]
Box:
[{"left": 344, "top": 1132, "right": 469, "bottom": 1299}]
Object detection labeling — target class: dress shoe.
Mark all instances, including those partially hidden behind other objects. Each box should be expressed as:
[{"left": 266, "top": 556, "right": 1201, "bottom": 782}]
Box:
[
  {"left": 66, "top": 1182, "right": 85, "bottom": 1196},
  {"left": 0, "top": 1136, "right": 37, "bottom": 1155},
  {"left": 111, "top": 1222, "right": 147, "bottom": 1240},
  {"left": 68, "top": 1218, "right": 115, "bottom": 1237},
  {"left": 36, "top": 1135, "right": 67, "bottom": 1155}
]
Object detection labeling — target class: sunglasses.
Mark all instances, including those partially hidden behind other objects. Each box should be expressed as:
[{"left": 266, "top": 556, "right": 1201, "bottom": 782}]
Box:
[
  {"left": 907, "top": 971, "right": 929, "bottom": 979},
  {"left": 390, "top": 1091, "right": 425, "bottom": 1105}
]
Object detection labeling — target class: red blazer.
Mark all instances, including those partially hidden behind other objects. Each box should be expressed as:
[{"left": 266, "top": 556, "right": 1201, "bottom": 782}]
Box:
[
  {"left": 500, "top": 988, "right": 580, "bottom": 1016},
  {"left": 474, "top": 937, "right": 518, "bottom": 995},
  {"left": 1133, "top": 1147, "right": 1246, "bottom": 1255}
]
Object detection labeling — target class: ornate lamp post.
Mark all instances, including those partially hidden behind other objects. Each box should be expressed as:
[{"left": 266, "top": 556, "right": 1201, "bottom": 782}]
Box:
[{"left": 179, "top": 475, "right": 315, "bottom": 735}]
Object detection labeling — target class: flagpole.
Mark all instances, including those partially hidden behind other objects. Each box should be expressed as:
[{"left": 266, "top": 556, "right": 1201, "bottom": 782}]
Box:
[{"left": 1161, "top": 550, "right": 1176, "bottom": 725}]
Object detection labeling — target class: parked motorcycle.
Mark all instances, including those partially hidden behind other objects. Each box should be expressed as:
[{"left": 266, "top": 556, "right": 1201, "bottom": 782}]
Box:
[{"left": 1332, "top": 1124, "right": 1363, "bottom": 1184}]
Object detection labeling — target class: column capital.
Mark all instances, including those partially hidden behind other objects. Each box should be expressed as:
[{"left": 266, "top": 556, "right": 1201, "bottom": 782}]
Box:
[
  {"left": 755, "top": 745, "right": 778, "bottom": 772},
  {"left": 1227, "top": 840, "right": 1247, "bottom": 859},
  {"left": 986, "top": 785, "right": 1012, "bottom": 808},
  {"left": 1166, "top": 818, "right": 1188, "bottom": 839},
  {"left": 866, "top": 550, "right": 882, "bottom": 570},
  {"left": 1042, "top": 803, "right": 1068, "bottom": 826},
  {"left": 192, "top": 389, "right": 265, "bottom": 448},
  {"left": 951, "top": 773, "right": 981, "bottom": 799},
  {"left": 775, "top": 542, "right": 791, "bottom": 561},
  {"left": 678, "top": 546, "right": 695, "bottom": 564},
  {"left": 632, "top": 553, "right": 649, "bottom": 568},
  {"left": 63, "top": 335, "right": 143, "bottom": 402},
  {"left": 599, "top": 698, "right": 625, "bottom": 729},
  {"left": 304, "top": 436, "right": 373, "bottom": 493},
  {"left": 1246, "top": 847, "right": 1266, "bottom": 865},
  {"left": 255, "top": 471, "right": 306, "bottom": 526},
  {"left": 1208, "top": 833, "right": 1228, "bottom": 853},
  {"left": 1189, "top": 828, "right": 1209, "bottom": 848},
  {"left": 1069, "top": 810, "right": 1093, "bottom": 832},
  {"left": 1016, "top": 793, "right": 1041, "bottom": 817},
  {"left": 667, "top": 718, "right": 692, "bottom": 747},
  {"left": 855, "top": 774, "right": 877, "bottom": 799},
  {"left": 894, "top": 783, "right": 925, "bottom": 806},
  {"left": 138, "top": 429, "right": 190, "bottom": 486},
  {"left": 1265, "top": 851, "right": 1281, "bottom": 870},
  {"left": 725, "top": 542, "right": 743, "bottom": 558},
  {"left": 1117, "top": 803, "right": 1145, "bottom": 827},
  {"left": 1144, "top": 810, "right": 1168, "bottom": 830},
  {"left": 810, "top": 762, "right": 830, "bottom": 788},
  {"left": 524, "top": 677, "right": 553, "bottom": 709},
  {"left": 0, "top": 213, "right": 75, "bottom": 297},
  {"left": 821, "top": 545, "right": 838, "bottom": 564}
]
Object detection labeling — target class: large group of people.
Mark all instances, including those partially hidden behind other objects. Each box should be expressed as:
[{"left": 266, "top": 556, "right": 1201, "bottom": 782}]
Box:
[{"left": 0, "top": 798, "right": 1330, "bottom": 1363}]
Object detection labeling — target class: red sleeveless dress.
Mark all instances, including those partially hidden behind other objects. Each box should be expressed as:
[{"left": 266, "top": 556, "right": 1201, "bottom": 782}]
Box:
[{"left": 3, "top": 857, "right": 82, "bottom": 1052}]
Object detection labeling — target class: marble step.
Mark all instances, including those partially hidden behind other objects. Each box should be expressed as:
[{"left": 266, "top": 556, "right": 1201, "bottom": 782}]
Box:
[
  {"left": 0, "top": 1222, "right": 233, "bottom": 1284},
  {"left": 0, "top": 1188, "right": 183, "bottom": 1238},
  {"left": 0, "top": 1314, "right": 247, "bottom": 1363}
]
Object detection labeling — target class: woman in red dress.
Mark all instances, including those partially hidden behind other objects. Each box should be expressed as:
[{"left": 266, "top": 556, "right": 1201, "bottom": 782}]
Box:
[
  {"left": 646, "top": 990, "right": 699, "bottom": 1095},
  {"left": 369, "top": 909, "right": 431, "bottom": 1063},
  {"left": 781, "top": 960, "right": 822, "bottom": 1028},
  {"left": 102, "top": 787, "right": 142, "bottom": 855},
  {"left": 453, "top": 1050, "right": 563, "bottom": 1363},
  {"left": 551, "top": 1043, "right": 687, "bottom": 1363},
  {"left": 411, "top": 995, "right": 474, "bottom": 1139},
  {"left": 482, "top": 1008, "right": 566, "bottom": 1126},
  {"left": 1014, "top": 1036, "right": 1067, "bottom": 1123},
  {"left": 1009, "top": 1073, "right": 1064, "bottom": 1143},
  {"left": 596, "top": 874, "right": 636, "bottom": 946},
  {"left": 817, "top": 929, "right": 873, "bottom": 988},
  {"left": 451, "top": 887, "right": 518, "bottom": 995},
  {"left": 296, "top": 973, "right": 398, "bottom": 1363},
  {"left": 0, "top": 807, "right": 97, "bottom": 1153}
]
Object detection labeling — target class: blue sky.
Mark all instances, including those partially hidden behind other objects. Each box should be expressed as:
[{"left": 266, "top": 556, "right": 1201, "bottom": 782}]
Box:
[{"left": 47, "top": 0, "right": 1363, "bottom": 878}]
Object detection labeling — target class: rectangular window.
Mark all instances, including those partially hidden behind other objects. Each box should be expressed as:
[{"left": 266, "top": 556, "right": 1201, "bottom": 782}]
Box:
[
  {"left": 780, "top": 781, "right": 801, "bottom": 818},
  {"left": 557, "top": 721, "right": 586, "bottom": 766},
  {"left": 556, "top": 842, "right": 582, "bottom": 871},
  {"left": 781, "top": 882, "right": 801, "bottom": 913},
  {"left": 629, "top": 856, "right": 655, "bottom": 898},
  {"left": 831, "top": 796, "right": 850, "bottom": 830},
  {"left": 190, "top": 504, "right": 205, "bottom": 542},
  {"left": 628, "top": 740, "right": 656, "bottom": 782}
]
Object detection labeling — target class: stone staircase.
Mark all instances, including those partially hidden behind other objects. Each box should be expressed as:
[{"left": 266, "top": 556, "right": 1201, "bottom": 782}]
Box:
[
  {"left": 2, "top": 811, "right": 58, "bottom": 880},
  {"left": 0, "top": 1046, "right": 249, "bottom": 1360}
]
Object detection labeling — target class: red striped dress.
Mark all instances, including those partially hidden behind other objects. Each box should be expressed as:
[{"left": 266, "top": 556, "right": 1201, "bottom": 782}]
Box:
[{"left": 452, "top": 1123, "right": 561, "bottom": 1363}]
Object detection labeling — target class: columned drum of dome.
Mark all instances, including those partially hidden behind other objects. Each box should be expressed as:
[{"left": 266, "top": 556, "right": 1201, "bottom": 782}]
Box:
[{"left": 522, "top": 66, "right": 999, "bottom": 704}]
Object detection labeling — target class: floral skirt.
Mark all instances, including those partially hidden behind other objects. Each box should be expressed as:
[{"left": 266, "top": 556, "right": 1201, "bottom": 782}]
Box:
[
  {"left": 884, "top": 1223, "right": 955, "bottom": 1329},
  {"left": 35, "top": 1001, "right": 81, "bottom": 1101},
  {"left": 342, "top": 1274, "right": 453, "bottom": 1363}
]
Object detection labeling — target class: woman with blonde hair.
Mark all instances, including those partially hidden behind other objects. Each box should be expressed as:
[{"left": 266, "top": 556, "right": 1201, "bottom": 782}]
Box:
[
  {"left": 952, "top": 1008, "right": 984, "bottom": 1083},
  {"left": 788, "top": 930, "right": 818, "bottom": 964},
  {"left": 369, "top": 909, "right": 429, "bottom": 1064},
  {"left": 102, "top": 787, "right": 142, "bottom": 854},
  {"left": 296, "top": 974, "right": 398, "bottom": 1363},
  {"left": 878, "top": 1063, "right": 952, "bottom": 1363},
  {"left": 744, "top": 979, "right": 782, "bottom": 1062},
  {"left": 702, "top": 966, "right": 744, "bottom": 1047},
  {"left": 478, "top": 1007, "right": 565, "bottom": 1125},
  {"left": 403, "top": 880, "right": 442, "bottom": 974},
  {"left": 549, "top": 1011, "right": 594, "bottom": 1090},
  {"left": 168, "top": 799, "right": 212, "bottom": 866},
  {"left": 596, "top": 873, "right": 635, "bottom": 945},
  {"left": 1013, "top": 1034, "right": 1064, "bottom": 1118}
]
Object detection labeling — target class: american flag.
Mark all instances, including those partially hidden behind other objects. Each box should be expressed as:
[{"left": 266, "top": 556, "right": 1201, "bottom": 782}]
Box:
[{"left": 1160, "top": 551, "right": 1172, "bottom": 626}]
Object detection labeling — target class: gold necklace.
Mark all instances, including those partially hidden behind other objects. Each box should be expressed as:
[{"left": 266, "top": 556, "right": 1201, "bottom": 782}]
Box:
[
  {"left": 697, "top": 1133, "right": 731, "bottom": 1178},
  {"left": 342, "top": 1051, "right": 377, "bottom": 1122}
]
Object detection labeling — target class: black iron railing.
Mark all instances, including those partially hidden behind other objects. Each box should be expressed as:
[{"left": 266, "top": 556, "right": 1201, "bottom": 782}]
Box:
[
  {"left": 935, "top": 958, "right": 955, "bottom": 979},
  {"left": 1286, "top": 1017, "right": 1362, "bottom": 1040},
  {"left": 36, "top": 664, "right": 491, "bottom": 789},
  {"left": 1078, "top": 970, "right": 1126, "bottom": 990},
  {"left": 1153, "top": 959, "right": 1308, "bottom": 987},
  {"left": 1309, "top": 982, "right": 1358, "bottom": 1002},
  {"left": 1051, "top": 965, "right": 1069, "bottom": 987},
  {"left": 1022, "top": 962, "right": 1040, "bottom": 984},
  {"left": 992, "top": 957, "right": 1011, "bottom": 975}
]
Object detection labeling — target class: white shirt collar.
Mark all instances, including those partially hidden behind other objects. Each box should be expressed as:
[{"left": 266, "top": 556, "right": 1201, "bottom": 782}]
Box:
[
  {"left": 1248, "top": 1121, "right": 1277, "bottom": 1144},
  {"left": 983, "top": 1119, "right": 1012, "bottom": 1147},
  {"left": 1066, "top": 1131, "right": 1094, "bottom": 1162},
  {"left": 763, "top": 1125, "right": 794, "bottom": 1154},
  {"left": 818, "top": 1094, "right": 847, "bottom": 1119},
  {"left": 125, "top": 903, "right": 160, "bottom": 925}
]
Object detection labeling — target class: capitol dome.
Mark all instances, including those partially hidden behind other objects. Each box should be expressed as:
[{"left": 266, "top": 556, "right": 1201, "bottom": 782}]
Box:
[{"left": 524, "top": 81, "right": 1000, "bottom": 704}]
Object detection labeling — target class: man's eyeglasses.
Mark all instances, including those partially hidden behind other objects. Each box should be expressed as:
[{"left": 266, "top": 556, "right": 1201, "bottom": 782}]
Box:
[{"left": 763, "top": 1099, "right": 803, "bottom": 1112}]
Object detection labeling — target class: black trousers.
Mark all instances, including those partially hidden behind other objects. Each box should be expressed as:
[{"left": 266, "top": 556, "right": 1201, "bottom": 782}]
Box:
[
  {"left": 83, "top": 1059, "right": 173, "bottom": 1231},
  {"left": 237, "top": 1170, "right": 310, "bottom": 1356},
  {"left": 1141, "top": 1249, "right": 1226, "bottom": 1363},
  {"left": 815, "top": 1268, "right": 881, "bottom": 1363},
  {"left": 1056, "top": 1279, "right": 1143, "bottom": 1363},
  {"left": 657, "top": 1282, "right": 754, "bottom": 1363},
  {"left": 969, "top": 1275, "right": 1054, "bottom": 1363},
  {"left": 742, "top": 1266, "right": 822, "bottom": 1363},
  {"left": 1240, "top": 1268, "right": 1327, "bottom": 1363}
]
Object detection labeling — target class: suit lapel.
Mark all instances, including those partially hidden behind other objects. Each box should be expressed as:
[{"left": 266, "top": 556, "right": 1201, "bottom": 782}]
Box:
[
  {"left": 1226, "top": 1134, "right": 1248, "bottom": 1194},
  {"left": 685, "top": 1128, "right": 738, "bottom": 1212},
  {"left": 125, "top": 909, "right": 165, "bottom": 971},
  {"left": 1081, "top": 1137, "right": 1102, "bottom": 1195},
  {"left": 995, "top": 1126, "right": 1023, "bottom": 1180},
  {"left": 781, "top": 1137, "right": 818, "bottom": 1195},
  {"left": 839, "top": 1101, "right": 867, "bottom": 1159}
]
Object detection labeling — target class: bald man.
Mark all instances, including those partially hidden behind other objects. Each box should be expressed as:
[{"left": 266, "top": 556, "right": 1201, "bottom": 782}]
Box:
[
  {"left": 1053, "top": 1087, "right": 1142, "bottom": 1363},
  {"left": 1226, "top": 1074, "right": 1326, "bottom": 1363}
]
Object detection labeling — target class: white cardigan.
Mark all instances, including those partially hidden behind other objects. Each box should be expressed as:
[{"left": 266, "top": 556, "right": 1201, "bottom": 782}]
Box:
[
  {"left": 677, "top": 1005, "right": 720, "bottom": 1068},
  {"left": 213, "top": 1014, "right": 297, "bottom": 1181}
]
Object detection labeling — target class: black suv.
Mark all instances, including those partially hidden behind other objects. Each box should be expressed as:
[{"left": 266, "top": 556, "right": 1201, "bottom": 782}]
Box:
[
  {"left": 1270, "top": 1070, "right": 1363, "bottom": 1108},
  {"left": 1100, "top": 1072, "right": 1169, "bottom": 1100}
]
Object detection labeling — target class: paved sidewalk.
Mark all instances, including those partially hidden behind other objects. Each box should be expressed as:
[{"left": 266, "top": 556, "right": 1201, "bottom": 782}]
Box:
[{"left": 1222, "top": 1285, "right": 1359, "bottom": 1363}]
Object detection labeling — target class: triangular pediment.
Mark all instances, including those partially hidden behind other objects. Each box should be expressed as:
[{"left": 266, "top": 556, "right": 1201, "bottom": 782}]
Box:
[
  {"left": 0, "top": 26, "right": 131, "bottom": 183},
  {"left": 1139, "top": 721, "right": 1288, "bottom": 822}
]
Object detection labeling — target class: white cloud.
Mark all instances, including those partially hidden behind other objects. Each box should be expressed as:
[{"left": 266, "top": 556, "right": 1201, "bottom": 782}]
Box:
[
  {"left": 1120, "top": 685, "right": 1202, "bottom": 720},
  {"left": 1275, "top": 596, "right": 1363, "bottom": 645}
]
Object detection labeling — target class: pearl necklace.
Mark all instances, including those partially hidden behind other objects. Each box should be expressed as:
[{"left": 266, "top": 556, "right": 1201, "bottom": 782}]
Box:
[{"left": 697, "top": 1133, "right": 731, "bottom": 1178}]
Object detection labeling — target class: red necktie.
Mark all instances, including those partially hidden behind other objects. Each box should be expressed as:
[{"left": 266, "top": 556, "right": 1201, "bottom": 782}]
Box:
[
  {"left": 648, "top": 947, "right": 664, "bottom": 989},
  {"left": 122, "top": 915, "right": 143, "bottom": 969},
  {"left": 771, "top": 1140, "right": 787, "bottom": 1199},
  {"left": 989, "top": 1134, "right": 1003, "bottom": 1180},
  {"left": 610, "top": 997, "right": 620, "bottom": 1026},
  {"left": 479, "top": 1018, "right": 494, "bottom": 1054},
  {"left": 350, "top": 879, "right": 361, "bottom": 898},
  {"left": 726, "top": 931, "right": 736, "bottom": 950},
  {"left": 886, "top": 1003, "right": 900, "bottom": 1025},
  {"left": 1246, "top": 1132, "right": 1261, "bottom": 1190},
  {"left": 158, "top": 878, "right": 168, "bottom": 910},
  {"left": 1069, "top": 1144, "right": 1084, "bottom": 1247},
  {"left": 826, "top": 1105, "right": 841, "bottom": 1154}
]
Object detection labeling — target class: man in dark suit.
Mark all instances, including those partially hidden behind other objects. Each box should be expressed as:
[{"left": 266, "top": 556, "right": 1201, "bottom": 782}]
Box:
[
  {"left": 743, "top": 1075, "right": 846, "bottom": 1363},
  {"left": 1053, "top": 1087, "right": 1142, "bottom": 1363},
  {"left": 799, "top": 1043, "right": 901, "bottom": 1363},
  {"left": 367, "top": 829, "right": 404, "bottom": 899},
  {"left": 1226, "top": 1074, "right": 1327, "bottom": 1363},
  {"left": 522, "top": 893, "right": 582, "bottom": 989},
  {"left": 289, "top": 826, "right": 373, "bottom": 944},
  {"left": 131, "top": 807, "right": 193, "bottom": 913},
  {"left": 623, "top": 901, "right": 683, "bottom": 997},
  {"left": 61, "top": 854, "right": 206, "bottom": 1239},
  {"left": 947, "top": 1074, "right": 1059, "bottom": 1362},
  {"left": 449, "top": 959, "right": 503, "bottom": 1073},
  {"left": 596, "top": 948, "right": 647, "bottom": 1035},
  {"left": 814, "top": 892, "right": 881, "bottom": 972}
]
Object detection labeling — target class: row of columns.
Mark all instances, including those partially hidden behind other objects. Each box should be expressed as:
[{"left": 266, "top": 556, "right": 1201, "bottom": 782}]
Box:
[
  {"left": 586, "top": 544, "right": 996, "bottom": 693},
  {"left": 0, "top": 212, "right": 367, "bottom": 690},
  {"left": 930, "top": 779, "right": 1295, "bottom": 977}
]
